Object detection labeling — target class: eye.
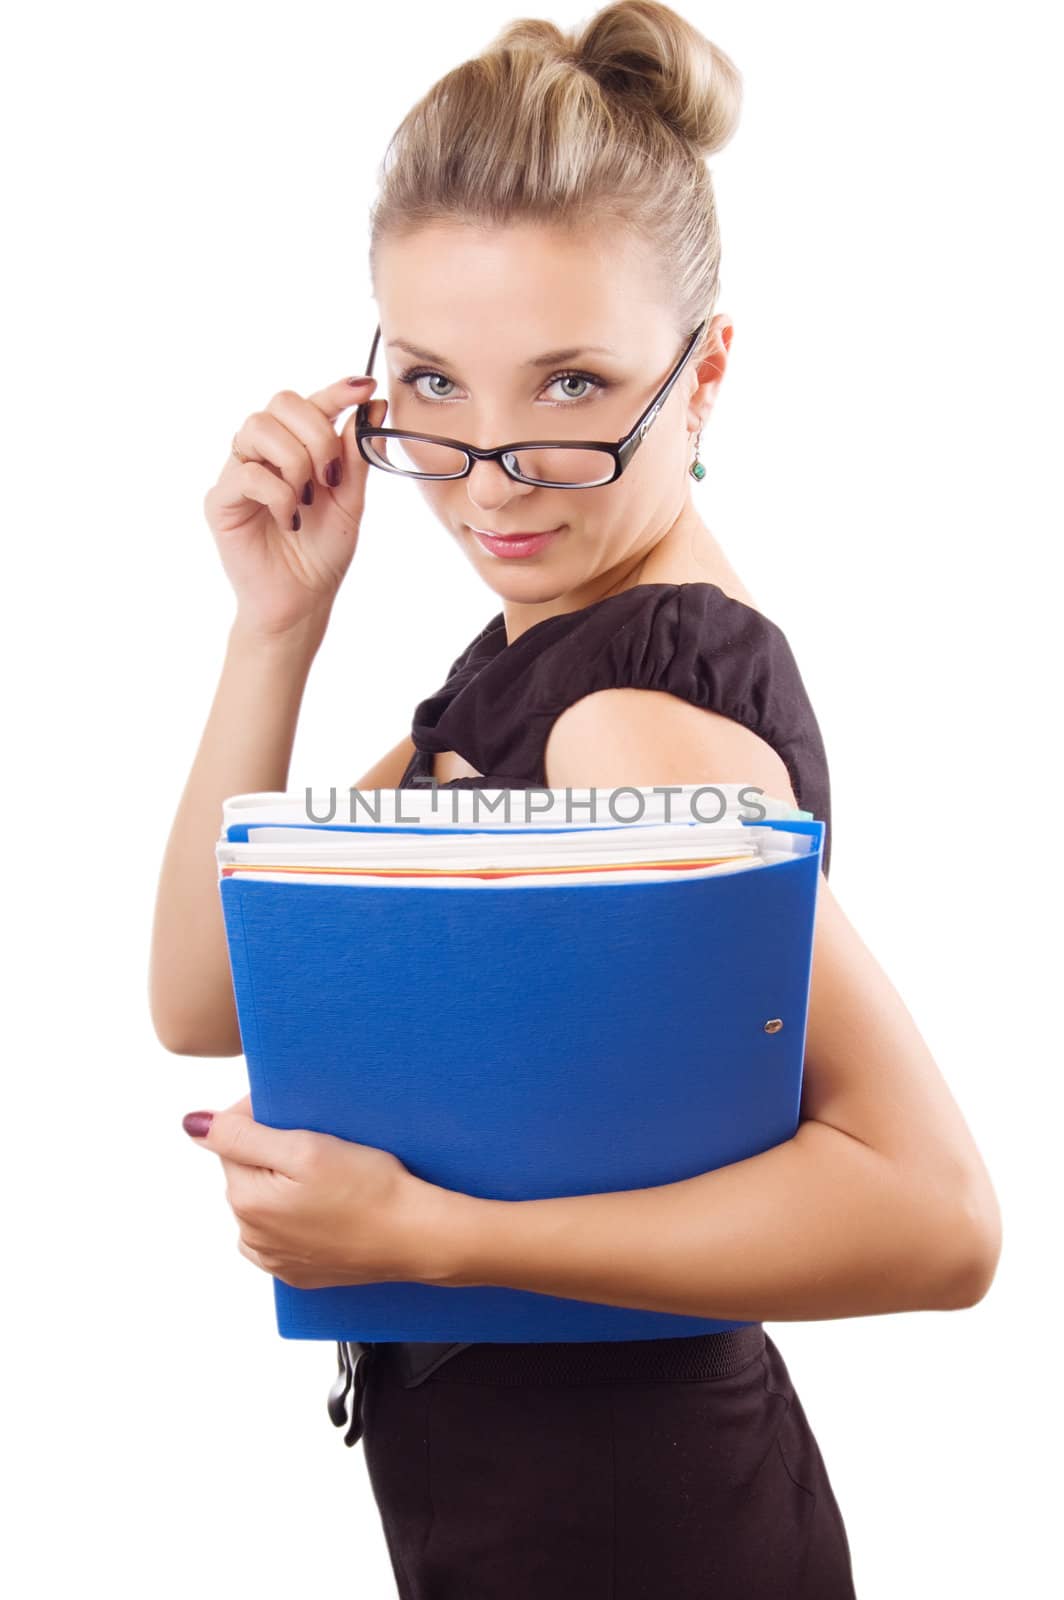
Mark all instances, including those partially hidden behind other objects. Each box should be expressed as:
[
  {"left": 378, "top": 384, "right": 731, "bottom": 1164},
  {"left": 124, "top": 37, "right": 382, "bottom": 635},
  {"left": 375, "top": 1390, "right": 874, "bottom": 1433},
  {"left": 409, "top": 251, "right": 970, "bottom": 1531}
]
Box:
[
  {"left": 396, "top": 366, "right": 609, "bottom": 406},
  {"left": 543, "top": 371, "right": 603, "bottom": 404},
  {"left": 398, "top": 369, "right": 458, "bottom": 400}
]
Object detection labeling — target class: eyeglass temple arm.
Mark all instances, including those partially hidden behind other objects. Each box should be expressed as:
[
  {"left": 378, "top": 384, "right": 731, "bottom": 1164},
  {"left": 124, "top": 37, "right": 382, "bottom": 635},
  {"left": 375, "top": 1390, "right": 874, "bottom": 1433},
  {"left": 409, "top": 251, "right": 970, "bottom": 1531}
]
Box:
[
  {"left": 354, "top": 327, "right": 383, "bottom": 424},
  {"left": 616, "top": 317, "right": 707, "bottom": 467}
]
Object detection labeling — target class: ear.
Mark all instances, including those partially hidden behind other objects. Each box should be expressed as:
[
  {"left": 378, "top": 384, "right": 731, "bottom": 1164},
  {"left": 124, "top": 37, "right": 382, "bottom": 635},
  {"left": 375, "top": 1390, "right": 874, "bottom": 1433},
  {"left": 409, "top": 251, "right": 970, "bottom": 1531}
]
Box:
[{"left": 685, "top": 314, "right": 732, "bottom": 431}]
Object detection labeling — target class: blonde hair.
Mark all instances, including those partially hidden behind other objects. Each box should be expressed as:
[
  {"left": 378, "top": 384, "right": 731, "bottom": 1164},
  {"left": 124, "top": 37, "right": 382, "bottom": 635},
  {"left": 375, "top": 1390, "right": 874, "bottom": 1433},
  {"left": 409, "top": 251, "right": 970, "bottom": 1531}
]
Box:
[{"left": 368, "top": 1, "right": 743, "bottom": 349}]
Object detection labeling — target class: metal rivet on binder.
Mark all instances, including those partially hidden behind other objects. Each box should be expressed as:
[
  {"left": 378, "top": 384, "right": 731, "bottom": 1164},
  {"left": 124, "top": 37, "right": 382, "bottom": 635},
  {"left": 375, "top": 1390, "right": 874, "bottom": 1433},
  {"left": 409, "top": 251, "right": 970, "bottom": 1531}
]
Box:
[{"left": 763, "top": 1018, "right": 783, "bottom": 1034}]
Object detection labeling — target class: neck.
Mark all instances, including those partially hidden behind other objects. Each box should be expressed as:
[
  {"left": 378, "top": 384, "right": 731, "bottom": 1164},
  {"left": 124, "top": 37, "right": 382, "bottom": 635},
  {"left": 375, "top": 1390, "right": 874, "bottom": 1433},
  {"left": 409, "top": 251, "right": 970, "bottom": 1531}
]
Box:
[{"left": 499, "top": 503, "right": 744, "bottom": 645}]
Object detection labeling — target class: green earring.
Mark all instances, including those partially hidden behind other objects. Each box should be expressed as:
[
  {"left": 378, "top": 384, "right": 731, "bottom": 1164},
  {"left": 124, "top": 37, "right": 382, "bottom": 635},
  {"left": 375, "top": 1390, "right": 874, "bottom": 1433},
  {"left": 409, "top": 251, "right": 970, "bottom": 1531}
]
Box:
[{"left": 689, "top": 428, "right": 706, "bottom": 481}]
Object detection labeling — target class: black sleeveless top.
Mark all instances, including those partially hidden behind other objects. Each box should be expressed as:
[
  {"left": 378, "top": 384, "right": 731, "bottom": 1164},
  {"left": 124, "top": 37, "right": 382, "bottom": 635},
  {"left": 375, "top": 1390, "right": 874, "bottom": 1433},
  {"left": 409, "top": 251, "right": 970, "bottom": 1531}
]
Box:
[{"left": 381, "top": 580, "right": 832, "bottom": 1385}]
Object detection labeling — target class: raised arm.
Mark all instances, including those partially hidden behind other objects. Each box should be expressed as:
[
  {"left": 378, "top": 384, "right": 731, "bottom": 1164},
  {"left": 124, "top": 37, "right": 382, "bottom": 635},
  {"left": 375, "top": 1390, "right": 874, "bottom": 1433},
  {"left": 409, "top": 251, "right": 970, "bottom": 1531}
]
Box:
[
  {"left": 150, "top": 613, "right": 329, "bottom": 1056},
  {"left": 150, "top": 610, "right": 416, "bottom": 1059},
  {"left": 150, "top": 370, "right": 394, "bottom": 1056}
]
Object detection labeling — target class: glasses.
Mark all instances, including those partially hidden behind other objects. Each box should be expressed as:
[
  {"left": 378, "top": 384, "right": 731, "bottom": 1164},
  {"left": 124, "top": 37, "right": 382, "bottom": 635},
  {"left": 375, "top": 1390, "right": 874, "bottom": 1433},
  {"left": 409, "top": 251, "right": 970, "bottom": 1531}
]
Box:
[{"left": 353, "top": 318, "right": 707, "bottom": 489}]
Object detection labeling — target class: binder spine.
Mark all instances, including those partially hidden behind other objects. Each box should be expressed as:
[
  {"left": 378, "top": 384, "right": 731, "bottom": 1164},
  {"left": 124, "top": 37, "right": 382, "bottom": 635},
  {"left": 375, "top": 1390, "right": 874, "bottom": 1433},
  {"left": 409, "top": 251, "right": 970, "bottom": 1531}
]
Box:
[{"left": 218, "top": 879, "right": 274, "bottom": 1126}]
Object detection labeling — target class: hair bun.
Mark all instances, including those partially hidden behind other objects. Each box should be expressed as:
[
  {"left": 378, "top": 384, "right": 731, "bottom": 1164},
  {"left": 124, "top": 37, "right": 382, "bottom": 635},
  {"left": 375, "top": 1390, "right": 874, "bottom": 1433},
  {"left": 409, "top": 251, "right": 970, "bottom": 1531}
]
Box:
[
  {"left": 374, "top": 2, "right": 739, "bottom": 342},
  {"left": 487, "top": 17, "right": 573, "bottom": 57},
  {"left": 575, "top": 0, "right": 742, "bottom": 158}
]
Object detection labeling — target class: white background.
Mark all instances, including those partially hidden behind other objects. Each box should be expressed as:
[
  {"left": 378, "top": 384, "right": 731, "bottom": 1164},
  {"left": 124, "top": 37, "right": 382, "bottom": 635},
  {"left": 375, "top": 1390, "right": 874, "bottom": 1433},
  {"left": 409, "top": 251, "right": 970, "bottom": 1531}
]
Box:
[{"left": 4, "top": 2, "right": 1060, "bottom": 1594}]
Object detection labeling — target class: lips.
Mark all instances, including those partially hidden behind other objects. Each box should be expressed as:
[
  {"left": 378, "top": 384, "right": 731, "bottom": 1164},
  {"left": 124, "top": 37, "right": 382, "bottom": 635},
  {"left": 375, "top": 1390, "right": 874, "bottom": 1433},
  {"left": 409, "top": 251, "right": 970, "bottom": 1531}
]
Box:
[
  {"left": 468, "top": 524, "right": 565, "bottom": 559},
  {"left": 468, "top": 525, "right": 562, "bottom": 538}
]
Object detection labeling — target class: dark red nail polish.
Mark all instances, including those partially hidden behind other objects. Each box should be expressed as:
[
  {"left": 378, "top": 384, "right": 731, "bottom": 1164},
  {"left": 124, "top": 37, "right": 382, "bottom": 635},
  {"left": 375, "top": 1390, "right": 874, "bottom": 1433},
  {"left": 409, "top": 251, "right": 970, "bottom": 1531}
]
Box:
[
  {"left": 302, "top": 479, "right": 314, "bottom": 505},
  {"left": 291, "top": 509, "right": 301, "bottom": 531},
  {"left": 325, "top": 458, "right": 342, "bottom": 488},
  {"left": 183, "top": 1111, "right": 214, "bottom": 1138}
]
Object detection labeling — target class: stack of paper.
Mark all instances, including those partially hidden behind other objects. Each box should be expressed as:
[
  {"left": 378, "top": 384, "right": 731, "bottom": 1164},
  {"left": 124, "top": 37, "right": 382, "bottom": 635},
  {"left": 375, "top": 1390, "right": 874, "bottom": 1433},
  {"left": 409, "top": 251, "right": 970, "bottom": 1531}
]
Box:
[{"left": 215, "top": 784, "right": 825, "bottom": 1343}]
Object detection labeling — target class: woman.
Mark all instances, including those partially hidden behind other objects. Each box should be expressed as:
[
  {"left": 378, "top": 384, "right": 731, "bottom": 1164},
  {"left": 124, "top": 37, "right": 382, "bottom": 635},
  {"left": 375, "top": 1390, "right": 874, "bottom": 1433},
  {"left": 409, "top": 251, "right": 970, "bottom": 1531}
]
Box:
[{"left": 151, "top": 4, "right": 1001, "bottom": 1595}]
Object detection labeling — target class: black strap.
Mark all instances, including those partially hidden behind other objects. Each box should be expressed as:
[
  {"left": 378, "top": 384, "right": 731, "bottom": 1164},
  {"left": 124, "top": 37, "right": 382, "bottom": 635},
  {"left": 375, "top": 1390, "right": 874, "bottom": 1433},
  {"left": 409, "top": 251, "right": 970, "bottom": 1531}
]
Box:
[{"left": 326, "top": 1341, "right": 374, "bottom": 1447}]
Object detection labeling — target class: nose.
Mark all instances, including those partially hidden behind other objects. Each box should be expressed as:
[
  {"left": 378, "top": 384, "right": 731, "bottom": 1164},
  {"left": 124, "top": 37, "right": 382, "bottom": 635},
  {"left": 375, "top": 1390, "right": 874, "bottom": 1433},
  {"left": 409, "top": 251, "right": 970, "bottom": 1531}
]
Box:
[{"left": 464, "top": 456, "right": 536, "bottom": 510}]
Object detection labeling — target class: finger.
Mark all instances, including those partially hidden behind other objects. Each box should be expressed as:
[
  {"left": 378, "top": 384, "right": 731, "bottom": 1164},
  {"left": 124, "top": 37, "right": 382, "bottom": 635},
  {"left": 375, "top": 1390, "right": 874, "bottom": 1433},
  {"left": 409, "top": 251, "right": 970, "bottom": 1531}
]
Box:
[
  {"left": 356, "top": 396, "right": 388, "bottom": 431},
  {"left": 339, "top": 395, "right": 388, "bottom": 475},
  {"left": 223, "top": 1157, "right": 278, "bottom": 1225},
  {"left": 311, "top": 378, "right": 385, "bottom": 486},
  {"left": 223, "top": 458, "right": 306, "bottom": 535},
  {"left": 183, "top": 1104, "right": 302, "bottom": 1176},
  {"left": 221, "top": 1156, "right": 270, "bottom": 1218},
  {"left": 231, "top": 408, "right": 318, "bottom": 505},
  {"left": 304, "top": 375, "right": 379, "bottom": 426},
  {"left": 266, "top": 382, "right": 378, "bottom": 496},
  {"left": 237, "top": 1237, "right": 269, "bottom": 1273}
]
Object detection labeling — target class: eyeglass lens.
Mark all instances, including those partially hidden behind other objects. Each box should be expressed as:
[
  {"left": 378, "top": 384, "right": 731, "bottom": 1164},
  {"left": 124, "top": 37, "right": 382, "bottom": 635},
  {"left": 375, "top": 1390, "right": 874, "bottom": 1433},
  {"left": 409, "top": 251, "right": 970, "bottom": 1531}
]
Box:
[{"left": 361, "top": 433, "right": 616, "bottom": 487}]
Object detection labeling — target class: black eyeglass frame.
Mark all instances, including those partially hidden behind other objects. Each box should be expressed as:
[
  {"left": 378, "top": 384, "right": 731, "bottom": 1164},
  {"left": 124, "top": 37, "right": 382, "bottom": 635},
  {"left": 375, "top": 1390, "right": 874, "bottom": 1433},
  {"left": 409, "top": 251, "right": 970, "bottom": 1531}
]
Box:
[{"left": 353, "top": 317, "right": 708, "bottom": 488}]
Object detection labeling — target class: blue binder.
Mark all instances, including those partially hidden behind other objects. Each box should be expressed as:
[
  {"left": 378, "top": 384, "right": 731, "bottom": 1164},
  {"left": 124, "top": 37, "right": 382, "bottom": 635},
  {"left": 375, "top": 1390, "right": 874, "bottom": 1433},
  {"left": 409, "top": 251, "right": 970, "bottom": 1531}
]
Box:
[{"left": 218, "top": 815, "right": 823, "bottom": 1342}]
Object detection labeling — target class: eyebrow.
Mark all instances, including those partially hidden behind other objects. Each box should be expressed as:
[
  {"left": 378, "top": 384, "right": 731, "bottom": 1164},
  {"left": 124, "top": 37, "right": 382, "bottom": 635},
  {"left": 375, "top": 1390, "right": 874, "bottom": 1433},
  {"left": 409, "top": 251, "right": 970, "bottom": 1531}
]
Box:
[{"left": 386, "top": 338, "right": 619, "bottom": 368}]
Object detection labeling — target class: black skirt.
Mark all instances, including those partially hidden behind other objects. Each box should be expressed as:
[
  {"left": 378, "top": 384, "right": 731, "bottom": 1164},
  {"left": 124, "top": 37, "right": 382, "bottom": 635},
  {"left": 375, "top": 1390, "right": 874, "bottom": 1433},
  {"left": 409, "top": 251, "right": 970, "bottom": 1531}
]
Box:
[{"left": 333, "top": 1325, "right": 857, "bottom": 1599}]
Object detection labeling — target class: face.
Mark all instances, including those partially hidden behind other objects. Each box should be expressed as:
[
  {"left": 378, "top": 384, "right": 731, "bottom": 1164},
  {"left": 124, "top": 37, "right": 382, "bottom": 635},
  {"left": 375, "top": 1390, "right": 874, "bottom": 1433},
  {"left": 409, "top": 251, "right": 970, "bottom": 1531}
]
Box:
[{"left": 371, "top": 219, "right": 729, "bottom": 606}]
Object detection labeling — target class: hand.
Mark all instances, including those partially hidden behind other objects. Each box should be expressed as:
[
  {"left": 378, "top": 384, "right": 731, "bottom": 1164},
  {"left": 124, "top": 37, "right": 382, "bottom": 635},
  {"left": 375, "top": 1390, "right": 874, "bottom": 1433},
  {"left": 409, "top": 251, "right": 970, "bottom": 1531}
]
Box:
[
  {"left": 203, "top": 377, "right": 390, "bottom": 640},
  {"left": 182, "top": 1091, "right": 440, "bottom": 1290}
]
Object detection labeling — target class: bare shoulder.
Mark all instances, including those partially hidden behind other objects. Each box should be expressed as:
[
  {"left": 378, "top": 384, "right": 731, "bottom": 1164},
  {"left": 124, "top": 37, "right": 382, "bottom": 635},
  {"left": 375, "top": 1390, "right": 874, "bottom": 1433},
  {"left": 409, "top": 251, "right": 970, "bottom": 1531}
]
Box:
[{"left": 543, "top": 687, "right": 797, "bottom": 806}]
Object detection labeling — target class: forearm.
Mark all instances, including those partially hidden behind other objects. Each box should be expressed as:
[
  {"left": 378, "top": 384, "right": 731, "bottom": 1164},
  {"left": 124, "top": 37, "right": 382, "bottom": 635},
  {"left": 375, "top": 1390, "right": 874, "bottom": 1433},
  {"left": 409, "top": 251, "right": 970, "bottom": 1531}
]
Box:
[
  {"left": 430, "top": 1119, "right": 985, "bottom": 1320},
  {"left": 149, "top": 608, "right": 331, "bottom": 1054}
]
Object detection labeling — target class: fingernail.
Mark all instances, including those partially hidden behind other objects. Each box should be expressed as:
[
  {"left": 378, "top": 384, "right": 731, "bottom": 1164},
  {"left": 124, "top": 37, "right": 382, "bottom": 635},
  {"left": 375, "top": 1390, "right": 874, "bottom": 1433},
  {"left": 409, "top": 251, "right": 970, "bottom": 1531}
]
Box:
[
  {"left": 325, "top": 458, "right": 342, "bottom": 488},
  {"left": 346, "top": 376, "right": 375, "bottom": 386},
  {"left": 183, "top": 1111, "right": 214, "bottom": 1138},
  {"left": 302, "top": 479, "right": 314, "bottom": 505},
  {"left": 291, "top": 509, "right": 301, "bottom": 531}
]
